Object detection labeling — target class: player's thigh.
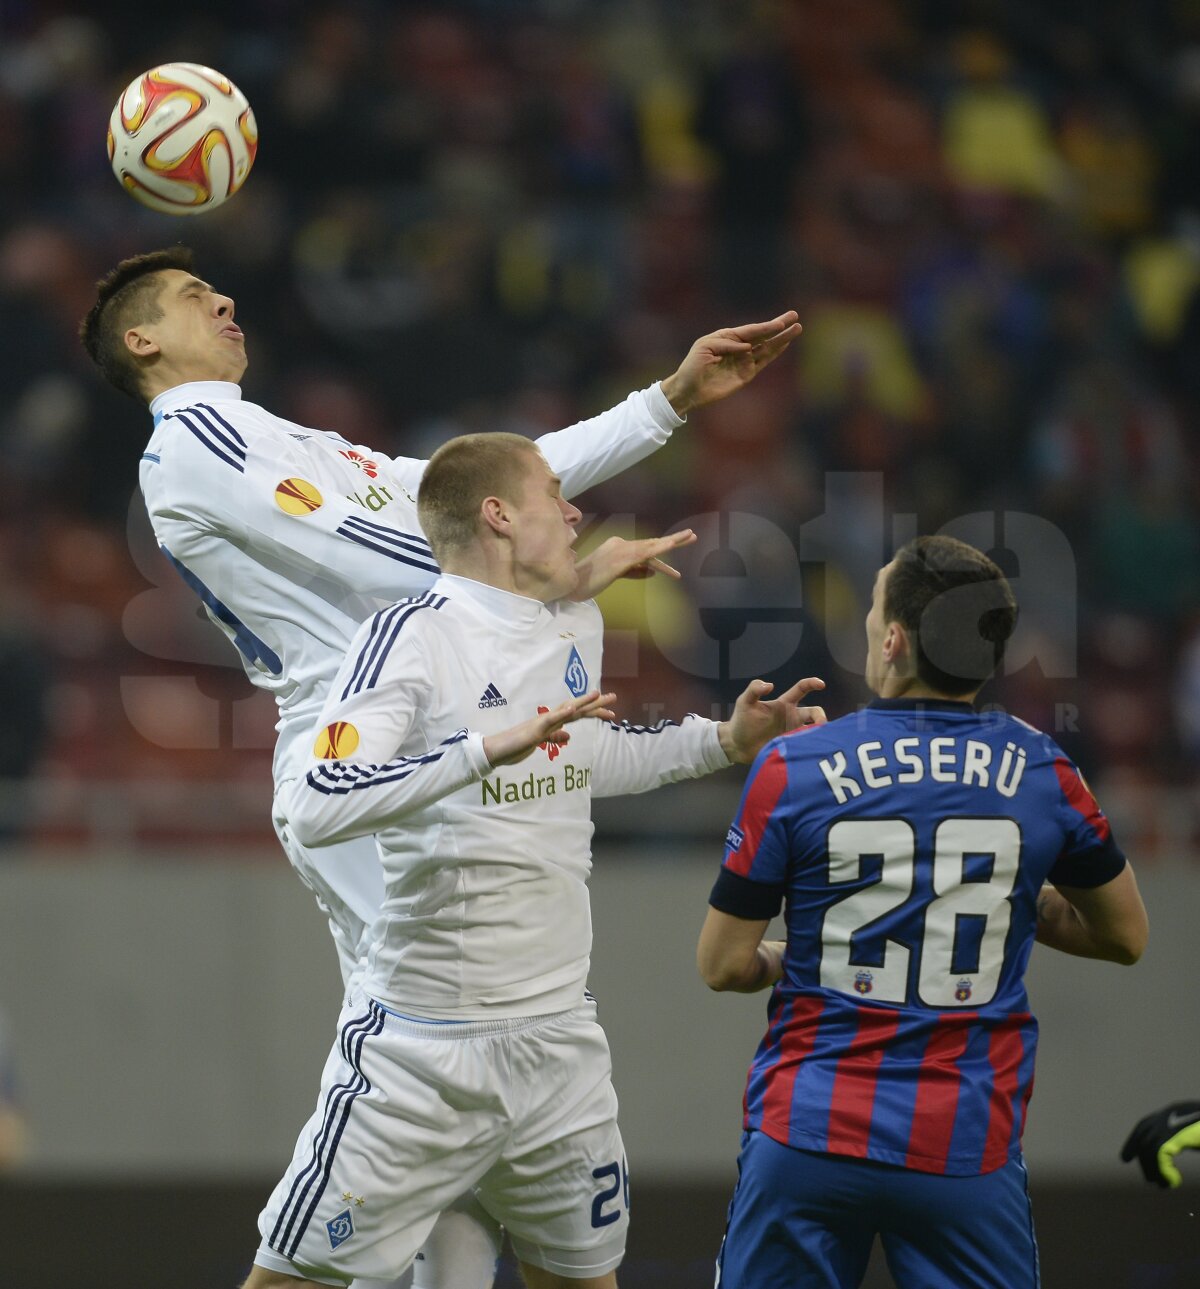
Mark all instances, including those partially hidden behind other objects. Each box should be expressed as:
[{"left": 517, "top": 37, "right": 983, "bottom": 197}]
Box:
[
  {"left": 878, "top": 1155, "right": 1039, "bottom": 1289},
  {"left": 479, "top": 1005, "right": 628, "bottom": 1280},
  {"left": 241, "top": 1267, "right": 331, "bottom": 1289},
  {"left": 255, "top": 1000, "right": 506, "bottom": 1286},
  {"left": 518, "top": 1264, "right": 617, "bottom": 1289},
  {"left": 410, "top": 1191, "right": 505, "bottom": 1289},
  {"left": 716, "top": 1131, "right": 874, "bottom": 1289}
]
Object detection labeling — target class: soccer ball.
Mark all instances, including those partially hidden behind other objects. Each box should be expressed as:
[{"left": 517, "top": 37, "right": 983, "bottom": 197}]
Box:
[{"left": 107, "top": 62, "right": 258, "bottom": 215}]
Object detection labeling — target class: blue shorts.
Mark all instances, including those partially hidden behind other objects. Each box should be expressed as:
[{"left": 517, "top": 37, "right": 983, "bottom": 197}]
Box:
[{"left": 716, "top": 1130, "right": 1040, "bottom": 1289}]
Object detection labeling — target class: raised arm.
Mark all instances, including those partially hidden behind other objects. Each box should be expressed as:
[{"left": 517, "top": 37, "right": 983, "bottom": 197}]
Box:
[
  {"left": 535, "top": 311, "right": 801, "bottom": 497},
  {"left": 659, "top": 311, "right": 801, "bottom": 416},
  {"left": 590, "top": 676, "right": 825, "bottom": 798}
]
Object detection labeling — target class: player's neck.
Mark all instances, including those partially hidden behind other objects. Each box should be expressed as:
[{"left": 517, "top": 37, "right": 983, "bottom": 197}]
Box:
[
  {"left": 877, "top": 676, "right": 980, "bottom": 704},
  {"left": 144, "top": 359, "right": 246, "bottom": 403},
  {"left": 439, "top": 555, "right": 555, "bottom": 605}
]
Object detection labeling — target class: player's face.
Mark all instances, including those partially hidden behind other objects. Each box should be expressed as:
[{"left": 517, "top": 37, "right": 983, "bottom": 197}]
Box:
[
  {"left": 864, "top": 560, "right": 895, "bottom": 694},
  {"left": 508, "top": 452, "right": 582, "bottom": 602},
  {"left": 130, "top": 269, "right": 247, "bottom": 390}
]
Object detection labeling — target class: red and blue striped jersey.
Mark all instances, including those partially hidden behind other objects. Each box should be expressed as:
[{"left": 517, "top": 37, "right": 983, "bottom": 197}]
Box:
[{"left": 709, "top": 698, "right": 1126, "bottom": 1176}]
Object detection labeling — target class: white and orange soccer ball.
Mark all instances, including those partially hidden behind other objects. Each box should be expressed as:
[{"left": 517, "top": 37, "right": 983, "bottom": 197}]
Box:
[{"left": 107, "top": 62, "right": 258, "bottom": 215}]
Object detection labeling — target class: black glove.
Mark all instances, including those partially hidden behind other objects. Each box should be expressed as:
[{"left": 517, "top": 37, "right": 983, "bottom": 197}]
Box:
[{"left": 1120, "top": 1101, "right": 1200, "bottom": 1188}]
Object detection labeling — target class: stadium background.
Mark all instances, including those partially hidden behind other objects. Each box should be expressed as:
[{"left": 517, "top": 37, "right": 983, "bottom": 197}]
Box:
[{"left": 0, "top": 0, "right": 1197, "bottom": 1284}]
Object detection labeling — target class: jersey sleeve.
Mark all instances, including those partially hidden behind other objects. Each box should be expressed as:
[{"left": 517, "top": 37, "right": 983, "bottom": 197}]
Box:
[
  {"left": 1047, "top": 754, "right": 1128, "bottom": 888},
  {"left": 323, "top": 434, "right": 427, "bottom": 499},
  {"left": 534, "top": 384, "right": 680, "bottom": 498},
  {"left": 333, "top": 384, "right": 679, "bottom": 505},
  {"left": 282, "top": 606, "right": 492, "bottom": 847},
  {"left": 589, "top": 714, "right": 730, "bottom": 798},
  {"left": 708, "top": 743, "right": 791, "bottom": 921},
  {"left": 148, "top": 407, "right": 440, "bottom": 601}
]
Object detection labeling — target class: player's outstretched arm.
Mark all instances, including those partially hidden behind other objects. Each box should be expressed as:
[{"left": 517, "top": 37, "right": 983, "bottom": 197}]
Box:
[
  {"left": 569, "top": 528, "right": 697, "bottom": 602},
  {"left": 1034, "top": 867, "right": 1148, "bottom": 964},
  {"left": 717, "top": 677, "right": 827, "bottom": 765},
  {"left": 585, "top": 676, "right": 824, "bottom": 801},
  {"left": 531, "top": 310, "right": 799, "bottom": 500},
  {"left": 483, "top": 691, "right": 616, "bottom": 767},
  {"left": 659, "top": 311, "right": 802, "bottom": 416},
  {"left": 1121, "top": 1102, "right": 1200, "bottom": 1188}
]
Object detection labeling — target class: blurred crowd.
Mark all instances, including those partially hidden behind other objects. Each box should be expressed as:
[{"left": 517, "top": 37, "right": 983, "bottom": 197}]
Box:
[{"left": 0, "top": 0, "right": 1197, "bottom": 854}]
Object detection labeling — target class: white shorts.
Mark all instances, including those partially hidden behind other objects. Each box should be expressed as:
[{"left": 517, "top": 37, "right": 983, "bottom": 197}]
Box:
[{"left": 254, "top": 996, "right": 629, "bottom": 1285}]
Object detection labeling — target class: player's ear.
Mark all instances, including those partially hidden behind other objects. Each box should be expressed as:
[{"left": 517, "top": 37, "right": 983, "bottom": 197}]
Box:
[
  {"left": 480, "top": 494, "right": 512, "bottom": 537},
  {"left": 882, "top": 621, "right": 910, "bottom": 666},
  {"left": 124, "top": 325, "right": 161, "bottom": 359}
]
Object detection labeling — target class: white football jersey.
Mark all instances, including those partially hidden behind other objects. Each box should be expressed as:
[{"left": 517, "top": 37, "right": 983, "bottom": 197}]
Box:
[
  {"left": 282, "top": 575, "right": 730, "bottom": 1019},
  {"left": 139, "top": 380, "right": 680, "bottom": 787}
]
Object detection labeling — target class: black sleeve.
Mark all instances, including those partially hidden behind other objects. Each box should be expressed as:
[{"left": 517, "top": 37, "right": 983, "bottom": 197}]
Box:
[
  {"left": 1048, "top": 837, "right": 1127, "bottom": 889},
  {"left": 709, "top": 867, "right": 785, "bottom": 920}
]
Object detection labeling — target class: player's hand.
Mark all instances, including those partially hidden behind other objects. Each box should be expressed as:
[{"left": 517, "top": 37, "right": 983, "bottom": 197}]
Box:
[
  {"left": 483, "top": 691, "right": 617, "bottom": 768},
  {"left": 659, "top": 311, "right": 802, "bottom": 416},
  {"left": 754, "top": 940, "right": 787, "bottom": 991},
  {"left": 569, "top": 529, "right": 698, "bottom": 601},
  {"left": 717, "top": 677, "right": 827, "bottom": 765},
  {"left": 1120, "top": 1102, "right": 1200, "bottom": 1188}
]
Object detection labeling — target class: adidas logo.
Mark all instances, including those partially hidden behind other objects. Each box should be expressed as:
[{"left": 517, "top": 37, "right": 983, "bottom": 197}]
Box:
[{"left": 478, "top": 683, "right": 508, "bottom": 709}]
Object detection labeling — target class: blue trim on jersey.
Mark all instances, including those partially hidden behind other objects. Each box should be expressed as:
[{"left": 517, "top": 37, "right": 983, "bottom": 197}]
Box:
[
  {"left": 161, "top": 546, "right": 283, "bottom": 676},
  {"left": 340, "top": 599, "right": 408, "bottom": 702},
  {"left": 336, "top": 517, "right": 441, "bottom": 574},
  {"left": 305, "top": 730, "right": 469, "bottom": 796},
  {"left": 141, "top": 451, "right": 161, "bottom": 464},
  {"left": 163, "top": 406, "right": 247, "bottom": 473},
  {"left": 340, "top": 593, "right": 447, "bottom": 700},
  {"left": 174, "top": 402, "right": 247, "bottom": 455},
  {"left": 270, "top": 1002, "right": 386, "bottom": 1258},
  {"left": 603, "top": 718, "right": 680, "bottom": 735},
  {"left": 192, "top": 402, "right": 246, "bottom": 448},
  {"left": 340, "top": 514, "right": 436, "bottom": 561}
]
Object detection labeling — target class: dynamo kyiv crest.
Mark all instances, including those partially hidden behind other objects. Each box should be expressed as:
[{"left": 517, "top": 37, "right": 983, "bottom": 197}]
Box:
[
  {"left": 327, "top": 1208, "right": 355, "bottom": 1249},
  {"left": 564, "top": 644, "right": 589, "bottom": 697}
]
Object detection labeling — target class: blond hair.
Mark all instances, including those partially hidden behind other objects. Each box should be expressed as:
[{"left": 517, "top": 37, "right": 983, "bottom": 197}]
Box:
[{"left": 418, "top": 432, "right": 543, "bottom": 562}]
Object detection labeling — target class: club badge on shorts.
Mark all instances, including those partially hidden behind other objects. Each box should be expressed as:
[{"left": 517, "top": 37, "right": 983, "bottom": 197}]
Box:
[
  {"left": 564, "top": 644, "right": 588, "bottom": 697},
  {"left": 326, "top": 1208, "right": 355, "bottom": 1250}
]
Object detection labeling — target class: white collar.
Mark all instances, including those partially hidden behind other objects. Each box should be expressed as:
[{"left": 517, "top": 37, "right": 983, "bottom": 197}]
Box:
[
  {"left": 440, "top": 573, "right": 552, "bottom": 628},
  {"left": 150, "top": 381, "right": 243, "bottom": 418}
]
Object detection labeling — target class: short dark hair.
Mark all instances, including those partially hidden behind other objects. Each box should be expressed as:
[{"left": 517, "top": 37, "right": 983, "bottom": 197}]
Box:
[
  {"left": 79, "top": 247, "right": 194, "bottom": 400},
  {"left": 884, "top": 536, "right": 1018, "bottom": 696},
  {"left": 418, "top": 432, "right": 543, "bottom": 563}
]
